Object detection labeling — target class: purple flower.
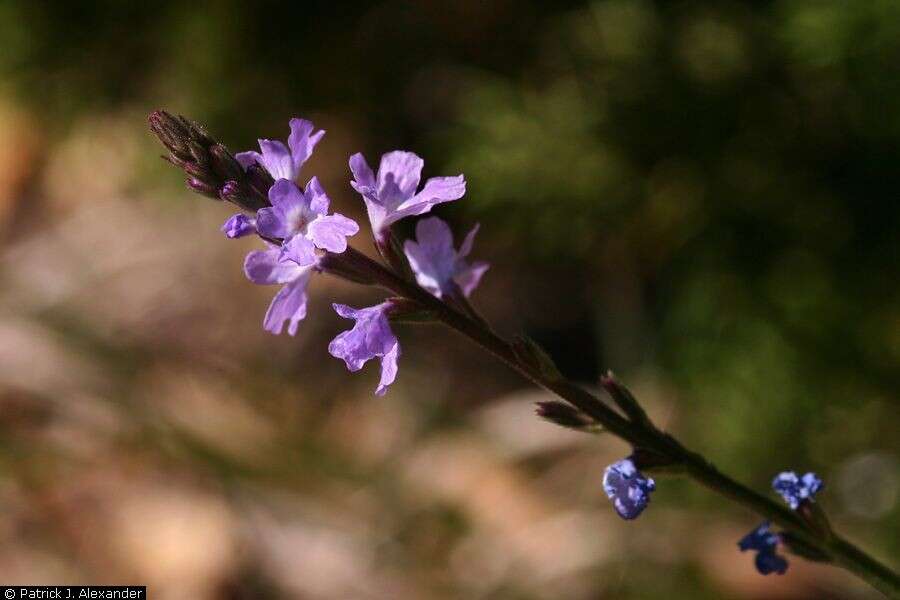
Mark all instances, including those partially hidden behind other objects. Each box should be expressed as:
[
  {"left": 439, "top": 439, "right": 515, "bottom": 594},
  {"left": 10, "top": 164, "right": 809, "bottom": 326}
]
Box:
[
  {"left": 256, "top": 178, "right": 359, "bottom": 266},
  {"left": 221, "top": 213, "right": 256, "bottom": 239},
  {"left": 328, "top": 302, "right": 400, "bottom": 396},
  {"left": 602, "top": 457, "right": 656, "bottom": 520},
  {"left": 243, "top": 244, "right": 314, "bottom": 336},
  {"left": 402, "top": 217, "right": 489, "bottom": 299},
  {"left": 236, "top": 118, "right": 324, "bottom": 182},
  {"left": 349, "top": 151, "right": 465, "bottom": 238},
  {"left": 738, "top": 522, "right": 788, "bottom": 575},
  {"left": 772, "top": 471, "right": 823, "bottom": 510}
]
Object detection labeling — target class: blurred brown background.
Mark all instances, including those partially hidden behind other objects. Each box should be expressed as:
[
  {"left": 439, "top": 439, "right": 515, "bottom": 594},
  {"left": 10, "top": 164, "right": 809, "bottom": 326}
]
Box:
[{"left": 0, "top": 1, "right": 897, "bottom": 598}]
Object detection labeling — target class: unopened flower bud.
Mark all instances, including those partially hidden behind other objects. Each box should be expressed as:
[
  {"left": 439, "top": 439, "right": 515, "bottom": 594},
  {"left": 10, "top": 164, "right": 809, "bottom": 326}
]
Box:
[
  {"left": 187, "top": 177, "right": 220, "bottom": 198},
  {"left": 209, "top": 144, "right": 244, "bottom": 182}
]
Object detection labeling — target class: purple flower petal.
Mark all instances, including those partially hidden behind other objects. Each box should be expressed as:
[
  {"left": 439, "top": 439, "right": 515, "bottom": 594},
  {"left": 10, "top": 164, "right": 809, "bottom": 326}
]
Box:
[
  {"left": 257, "top": 139, "right": 295, "bottom": 181},
  {"left": 221, "top": 213, "right": 256, "bottom": 239},
  {"left": 458, "top": 223, "right": 480, "bottom": 257},
  {"left": 456, "top": 261, "right": 490, "bottom": 297},
  {"left": 263, "top": 273, "right": 311, "bottom": 336},
  {"left": 377, "top": 151, "right": 424, "bottom": 199},
  {"left": 287, "top": 118, "right": 325, "bottom": 174},
  {"left": 255, "top": 207, "right": 286, "bottom": 239},
  {"left": 243, "top": 245, "right": 314, "bottom": 336},
  {"left": 268, "top": 178, "right": 306, "bottom": 212},
  {"left": 305, "top": 176, "right": 330, "bottom": 215},
  {"left": 404, "top": 175, "right": 466, "bottom": 210},
  {"left": 243, "top": 246, "right": 306, "bottom": 285},
  {"left": 328, "top": 302, "right": 400, "bottom": 395},
  {"left": 307, "top": 213, "right": 359, "bottom": 253},
  {"left": 349, "top": 152, "right": 376, "bottom": 196},
  {"left": 376, "top": 342, "right": 400, "bottom": 396}
]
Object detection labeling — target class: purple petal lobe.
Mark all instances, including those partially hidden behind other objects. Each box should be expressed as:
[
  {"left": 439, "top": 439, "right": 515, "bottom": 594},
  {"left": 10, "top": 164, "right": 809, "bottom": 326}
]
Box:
[
  {"left": 255, "top": 207, "right": 288, "bottom": 239},
  {"left": 377, "top": 151, "right": 424, "bottom": 199},
  {"left": 243, "top": 247, "right": 305, "bottom": 284},
  {"left": 282, "top": 235, "right": 317, "bottom": 266},
  {"left": 287, "top": 118, "right": 325, "bottom": 175},
  {"left": 305, "top": 176, "right": 330, "bottom": 215},
  {"left": 404, "top": 175, "right": 466, "bottom": 210},
  {"left": 459, "top": 223, "right": 480, "bottom": 257},
  {"left": 456, "top": 261, "right": 490, "bottom": 298},
  {"left": 268, "top": 178, "right": 305, "bottom": 211},
  {"left": 376, "top": 342, "right": 400, "bottom": 396},
  {"left": 307, "top": 213, "right": 359, "bottom": 253},
  {"left": 258, "top": 139, "right": 295, "bottom": 181},
  {"left": 349, "top": 152, "right": 376, "bottom": 196}
]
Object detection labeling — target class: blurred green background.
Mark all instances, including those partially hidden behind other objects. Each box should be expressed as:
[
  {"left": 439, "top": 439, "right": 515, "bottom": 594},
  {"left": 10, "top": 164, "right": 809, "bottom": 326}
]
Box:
[{"left": 0, "top": 1, "right": 897, "bottom": 598}]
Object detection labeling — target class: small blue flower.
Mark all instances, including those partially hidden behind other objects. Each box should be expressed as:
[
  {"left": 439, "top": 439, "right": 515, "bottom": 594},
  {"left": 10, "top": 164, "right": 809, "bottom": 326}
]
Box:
[
  {"left": 603, "top": 458, "right": 655, "bottom": 520},
  {"left": 773, "top": 471, "right": 823, "bottom": 510},
  {"left": 738, "top": 522, "right": 788, "bottom": 575}
]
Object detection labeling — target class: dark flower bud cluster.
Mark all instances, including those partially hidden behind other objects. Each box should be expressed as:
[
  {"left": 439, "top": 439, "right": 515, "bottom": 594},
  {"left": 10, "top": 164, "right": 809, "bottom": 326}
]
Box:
[{"left": 148, "top": 110, "right": 271, "bottom": 211}]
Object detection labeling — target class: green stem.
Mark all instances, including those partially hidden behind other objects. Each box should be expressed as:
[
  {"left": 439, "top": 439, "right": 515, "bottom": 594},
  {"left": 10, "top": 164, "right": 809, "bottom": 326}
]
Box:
[{"left": 339, "top": 248, "right": 900, "bottom": 597}]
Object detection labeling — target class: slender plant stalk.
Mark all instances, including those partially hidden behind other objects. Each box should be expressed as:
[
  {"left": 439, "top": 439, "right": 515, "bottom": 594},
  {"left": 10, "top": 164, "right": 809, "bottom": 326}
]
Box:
[
  {"left": 339, "top": 247, "right": 900, "bottom": 598},
  {"left": 146, "top": 110, "right": 897, "bottom": 597}
]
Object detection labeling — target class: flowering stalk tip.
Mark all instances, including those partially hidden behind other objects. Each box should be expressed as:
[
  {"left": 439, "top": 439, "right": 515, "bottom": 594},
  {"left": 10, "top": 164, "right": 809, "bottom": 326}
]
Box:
[{"left": 149, "top": 109, "right": 269, "bottom": 211}]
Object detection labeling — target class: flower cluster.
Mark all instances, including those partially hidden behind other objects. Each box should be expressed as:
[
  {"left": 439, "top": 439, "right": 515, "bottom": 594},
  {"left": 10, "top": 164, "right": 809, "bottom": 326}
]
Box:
[
  {"left": 738, "top": 469, "right": 823, "bottom": 575},
  {"left": 151, "top": 113, "right": 485, "bottom": 395}
]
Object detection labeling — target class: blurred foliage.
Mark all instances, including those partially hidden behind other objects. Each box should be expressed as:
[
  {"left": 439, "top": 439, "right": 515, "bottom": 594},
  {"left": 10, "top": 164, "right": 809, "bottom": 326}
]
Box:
[{"left": 0, "top": 1, "right": 897, "bottom": 598}]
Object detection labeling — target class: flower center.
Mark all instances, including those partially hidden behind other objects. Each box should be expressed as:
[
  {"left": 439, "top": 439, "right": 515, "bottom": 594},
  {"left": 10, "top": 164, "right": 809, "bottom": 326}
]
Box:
[{"left": 287, "top": 207, "right": 312, "bottom": 235}]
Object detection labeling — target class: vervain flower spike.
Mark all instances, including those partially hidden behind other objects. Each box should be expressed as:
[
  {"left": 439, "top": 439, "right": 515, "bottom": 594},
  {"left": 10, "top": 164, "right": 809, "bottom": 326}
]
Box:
[{"left": 149, "top": 110, "right": 900, "bottom": 597}]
